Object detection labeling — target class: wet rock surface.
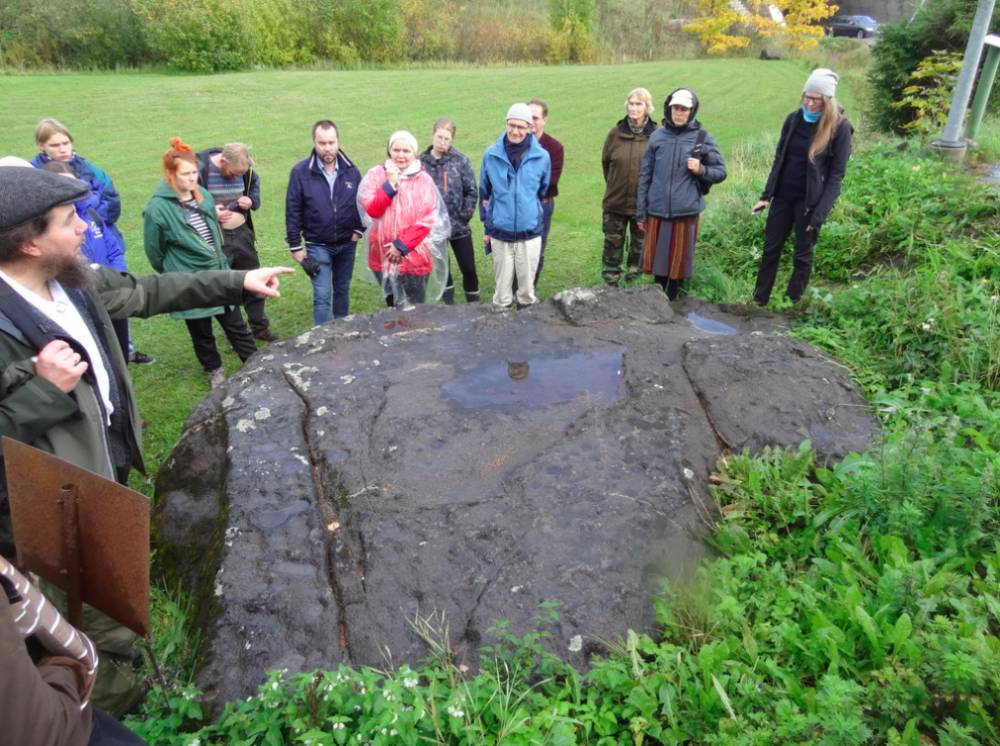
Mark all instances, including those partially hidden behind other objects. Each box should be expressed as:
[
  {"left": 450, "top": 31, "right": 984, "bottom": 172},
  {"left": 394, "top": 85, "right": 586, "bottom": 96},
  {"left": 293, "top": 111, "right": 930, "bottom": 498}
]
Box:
[{"left": 153, "top": 287, "right": 879, "bottom": 707}]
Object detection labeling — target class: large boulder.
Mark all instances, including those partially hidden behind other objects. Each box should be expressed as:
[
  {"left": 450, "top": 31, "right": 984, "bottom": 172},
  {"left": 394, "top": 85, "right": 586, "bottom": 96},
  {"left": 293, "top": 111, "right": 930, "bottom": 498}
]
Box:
[{"left": 154, "top": 287, "right": 879, "bottom": 707}]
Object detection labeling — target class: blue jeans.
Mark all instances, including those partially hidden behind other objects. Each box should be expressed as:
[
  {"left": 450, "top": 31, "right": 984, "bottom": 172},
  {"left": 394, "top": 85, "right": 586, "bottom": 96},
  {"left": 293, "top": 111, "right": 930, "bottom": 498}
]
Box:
[{"left": 306, "top": 241, "right": 357, "bottom": 323}]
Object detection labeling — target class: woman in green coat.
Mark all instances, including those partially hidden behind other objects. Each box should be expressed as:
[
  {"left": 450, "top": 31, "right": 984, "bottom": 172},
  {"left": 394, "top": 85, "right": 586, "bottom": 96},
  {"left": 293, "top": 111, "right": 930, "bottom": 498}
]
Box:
[
  {"left": 601, "top": 87, "right": 656, "bottom": 286},
  {"left": 144, "top": 138, "right": 257, "bottom": 387}
]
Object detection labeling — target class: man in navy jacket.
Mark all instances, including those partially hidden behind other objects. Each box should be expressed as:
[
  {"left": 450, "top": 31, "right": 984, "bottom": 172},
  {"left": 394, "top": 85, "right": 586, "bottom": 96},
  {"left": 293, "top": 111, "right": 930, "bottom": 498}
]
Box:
[{"left": 285, "top": 121, "right": 365, "bottom": 324}]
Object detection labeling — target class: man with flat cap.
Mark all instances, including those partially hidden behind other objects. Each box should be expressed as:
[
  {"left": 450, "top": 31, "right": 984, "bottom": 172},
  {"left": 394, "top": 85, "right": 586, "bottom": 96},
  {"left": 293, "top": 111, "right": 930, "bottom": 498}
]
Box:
[{"left": 0, "top": 164, "right": 291, "bottom": 715}]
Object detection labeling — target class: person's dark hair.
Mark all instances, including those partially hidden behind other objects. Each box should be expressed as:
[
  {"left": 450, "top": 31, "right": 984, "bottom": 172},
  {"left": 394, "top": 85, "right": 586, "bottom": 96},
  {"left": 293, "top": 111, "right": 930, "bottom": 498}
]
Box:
[
  {"left": 0, "top": 214, "right": 50, "bottom": 264},
  {"left": 312, "top": 120, "right": 339, "bottom": 138},
  {"left": 42, "top": 160, "right": 77, "bottom": 177},
  {"left": 527, "top": 99, "right": 548, "bottom": 117}
]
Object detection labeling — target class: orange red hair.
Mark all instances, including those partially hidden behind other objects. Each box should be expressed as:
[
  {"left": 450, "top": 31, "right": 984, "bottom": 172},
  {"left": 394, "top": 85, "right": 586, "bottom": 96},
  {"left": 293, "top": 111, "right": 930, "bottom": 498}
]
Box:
[{"left": 162, "top": 137, "right": 202, "bottom": 202}]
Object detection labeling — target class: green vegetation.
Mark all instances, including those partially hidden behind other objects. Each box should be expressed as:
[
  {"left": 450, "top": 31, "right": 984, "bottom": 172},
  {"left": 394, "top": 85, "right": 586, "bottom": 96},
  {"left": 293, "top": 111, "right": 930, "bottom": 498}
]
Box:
[
  {"left": 0, "top": 58, "right": 997, "bottom": 742},
  {"left": 0, "top": 0, "right": 702, "bottom": 71},
  {"left": 869, "top": 0, "right": 1000, "bottom": 134}
]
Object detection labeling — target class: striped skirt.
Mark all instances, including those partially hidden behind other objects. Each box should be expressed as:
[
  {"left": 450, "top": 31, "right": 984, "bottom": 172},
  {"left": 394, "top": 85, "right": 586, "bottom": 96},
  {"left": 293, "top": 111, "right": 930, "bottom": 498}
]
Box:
[{"left": 641, "top": 215, "right": 700, "bottom": 279}]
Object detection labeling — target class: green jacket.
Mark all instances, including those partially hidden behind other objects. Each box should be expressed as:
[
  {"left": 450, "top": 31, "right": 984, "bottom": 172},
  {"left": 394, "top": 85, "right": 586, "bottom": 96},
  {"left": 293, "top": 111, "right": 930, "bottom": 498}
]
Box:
[
  {"left": 143, "top": 181, "right": 231, "bottom": 320},
  {"left": 601, "top": 117, "right": 656, "bottom": 215},
  {"left": 0, "top": 267, "right": 246, "bottom": 488}
]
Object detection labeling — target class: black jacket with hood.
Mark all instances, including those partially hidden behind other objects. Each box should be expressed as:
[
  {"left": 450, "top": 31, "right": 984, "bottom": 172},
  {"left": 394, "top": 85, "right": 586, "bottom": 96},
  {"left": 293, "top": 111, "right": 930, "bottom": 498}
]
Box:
[{"left": 636, "top": 89, "right": 726, "bottom": 222}]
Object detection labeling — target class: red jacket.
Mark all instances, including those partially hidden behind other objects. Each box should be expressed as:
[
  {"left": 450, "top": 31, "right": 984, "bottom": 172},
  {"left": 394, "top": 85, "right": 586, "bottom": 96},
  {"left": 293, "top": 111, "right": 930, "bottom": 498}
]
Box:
[{"left": 360, "top": 163, "right": 438, "bottom": 277}]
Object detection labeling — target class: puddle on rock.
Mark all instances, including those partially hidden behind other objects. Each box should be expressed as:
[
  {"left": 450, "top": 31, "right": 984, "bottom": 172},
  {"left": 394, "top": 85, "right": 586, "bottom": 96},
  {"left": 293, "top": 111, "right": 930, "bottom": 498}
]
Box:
[
  {"left": 252, "top": 500, "right": 310, "bottom": 531},
  {"left": 442, "top": 349, "right": 624, "bottom": 411},
  {"left": 687, "top": 312, "right": 737, "bottom": 335}
]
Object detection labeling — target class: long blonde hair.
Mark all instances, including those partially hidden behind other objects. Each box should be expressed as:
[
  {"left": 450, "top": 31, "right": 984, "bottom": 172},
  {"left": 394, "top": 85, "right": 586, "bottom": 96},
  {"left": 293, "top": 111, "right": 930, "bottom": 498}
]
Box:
[{"left": 809, "top": 95, "right": 841, "bottom": 162}]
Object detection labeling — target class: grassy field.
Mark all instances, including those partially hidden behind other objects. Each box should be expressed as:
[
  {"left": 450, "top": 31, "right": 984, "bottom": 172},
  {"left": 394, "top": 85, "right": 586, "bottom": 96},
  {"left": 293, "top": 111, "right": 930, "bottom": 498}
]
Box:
[{"left": 0, "top": 60, "right": 854, "bottom": 485}]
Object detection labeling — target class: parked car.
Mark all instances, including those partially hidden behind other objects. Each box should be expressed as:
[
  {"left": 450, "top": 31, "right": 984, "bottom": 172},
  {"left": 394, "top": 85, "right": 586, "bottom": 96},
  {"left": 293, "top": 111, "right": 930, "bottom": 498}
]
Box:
[{"left": 826, "top": 14, "right": 880, "bottom": 39}]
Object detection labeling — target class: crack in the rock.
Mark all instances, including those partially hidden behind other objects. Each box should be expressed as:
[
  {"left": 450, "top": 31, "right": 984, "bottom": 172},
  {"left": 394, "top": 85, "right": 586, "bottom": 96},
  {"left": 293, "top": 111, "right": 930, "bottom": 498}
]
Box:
[
  {"left": 281, "top": 369, "right": 353, "bottom": 657},
  {"left": 679, "top": 357, "right": 733, "bottom": 453},
  {"left": 362, "top": 382, "right": 390, "bottom": 486}
]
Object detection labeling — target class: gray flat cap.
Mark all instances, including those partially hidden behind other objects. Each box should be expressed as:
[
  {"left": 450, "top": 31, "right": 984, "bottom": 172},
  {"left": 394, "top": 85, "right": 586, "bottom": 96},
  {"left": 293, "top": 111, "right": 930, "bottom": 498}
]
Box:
[{"left": 0, "top": 166, "right": 90, "bottom": 231}]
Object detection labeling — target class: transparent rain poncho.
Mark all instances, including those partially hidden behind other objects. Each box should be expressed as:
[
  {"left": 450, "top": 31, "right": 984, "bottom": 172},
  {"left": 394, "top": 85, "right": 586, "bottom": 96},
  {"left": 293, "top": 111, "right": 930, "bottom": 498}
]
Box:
[{"left": 358, "top": 161, "right": 450, "bottom": 310}]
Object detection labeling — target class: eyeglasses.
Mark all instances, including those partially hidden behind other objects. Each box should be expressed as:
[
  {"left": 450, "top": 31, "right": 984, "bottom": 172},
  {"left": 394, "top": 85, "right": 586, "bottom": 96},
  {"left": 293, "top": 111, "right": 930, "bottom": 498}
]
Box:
[
  {"left": 506, "top": 122, "right": 531, "bottom": 132},
  {"left": 802, "top": 94, "right": 825, "bottom": 105}
]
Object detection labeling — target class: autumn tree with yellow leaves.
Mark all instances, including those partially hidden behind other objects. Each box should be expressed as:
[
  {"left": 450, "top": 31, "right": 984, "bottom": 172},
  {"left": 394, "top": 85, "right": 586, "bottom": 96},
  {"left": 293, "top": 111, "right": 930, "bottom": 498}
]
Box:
[{"left": 685, "top": 0, "right": 838, "bottom": 55}]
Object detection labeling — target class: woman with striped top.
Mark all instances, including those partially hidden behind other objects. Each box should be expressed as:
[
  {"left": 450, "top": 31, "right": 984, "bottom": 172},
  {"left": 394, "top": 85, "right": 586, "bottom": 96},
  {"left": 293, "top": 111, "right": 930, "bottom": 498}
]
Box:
[{"left": 143, "top": 137, "right": 257, "bottom": 388}]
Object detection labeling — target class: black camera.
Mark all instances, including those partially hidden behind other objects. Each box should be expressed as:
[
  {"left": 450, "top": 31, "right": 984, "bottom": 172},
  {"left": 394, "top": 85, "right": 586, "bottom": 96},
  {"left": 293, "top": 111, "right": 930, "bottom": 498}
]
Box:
[{"left": 300, "top": 256, "right": 322, "bottom": 279}]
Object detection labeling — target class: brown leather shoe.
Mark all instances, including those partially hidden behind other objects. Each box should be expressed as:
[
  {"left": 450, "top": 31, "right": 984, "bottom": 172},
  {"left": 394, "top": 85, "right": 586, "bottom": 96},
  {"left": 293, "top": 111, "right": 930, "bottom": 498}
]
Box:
[{"left": 253, "top": 328, "right": 279, "bottom": 343}]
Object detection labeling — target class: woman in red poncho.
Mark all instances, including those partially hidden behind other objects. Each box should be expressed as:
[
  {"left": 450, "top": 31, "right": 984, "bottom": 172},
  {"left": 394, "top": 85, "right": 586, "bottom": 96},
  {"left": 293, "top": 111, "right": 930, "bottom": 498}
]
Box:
[{"left": 359, "top": 130, "right": 449, "bottom": 309}]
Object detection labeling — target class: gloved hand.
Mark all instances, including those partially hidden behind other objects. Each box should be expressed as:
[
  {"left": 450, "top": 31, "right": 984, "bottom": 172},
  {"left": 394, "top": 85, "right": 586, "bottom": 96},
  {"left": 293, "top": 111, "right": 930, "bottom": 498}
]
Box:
[{"left": 300, "top": 256, "right": 322, "bottom": 279}]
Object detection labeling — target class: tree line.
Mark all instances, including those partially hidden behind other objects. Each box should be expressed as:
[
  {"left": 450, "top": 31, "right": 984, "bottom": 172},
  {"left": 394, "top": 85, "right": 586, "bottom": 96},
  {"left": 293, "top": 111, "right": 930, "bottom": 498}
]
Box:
[{"left": 0, "top": 0, "right": 700, "bottom": 72}]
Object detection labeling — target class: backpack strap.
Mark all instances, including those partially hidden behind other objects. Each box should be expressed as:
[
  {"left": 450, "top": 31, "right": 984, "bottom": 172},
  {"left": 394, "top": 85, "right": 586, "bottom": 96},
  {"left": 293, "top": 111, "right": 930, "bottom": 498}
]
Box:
[{"left": 693, "top": 128, "right": 708, "bottom": 156}]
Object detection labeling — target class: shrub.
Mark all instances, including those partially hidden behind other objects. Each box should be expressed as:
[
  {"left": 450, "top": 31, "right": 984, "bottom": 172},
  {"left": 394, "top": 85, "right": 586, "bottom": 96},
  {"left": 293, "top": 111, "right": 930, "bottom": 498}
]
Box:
[
  {"left": 869, "top": 0, "right": 1000, "bottom": 134},
  {"left": 131, "top": 0, "right": 254, "bottom": 73},
  {"left": 0, "top": 0, "right": 146, "bottom": 69},
  {"left": 893, "top": 50, "right": 964, "bottom": 138}
]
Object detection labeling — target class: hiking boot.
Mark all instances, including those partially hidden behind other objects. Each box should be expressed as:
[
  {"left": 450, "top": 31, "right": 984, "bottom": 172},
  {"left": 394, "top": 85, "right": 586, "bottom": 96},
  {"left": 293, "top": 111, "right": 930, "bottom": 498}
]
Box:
[
  {"left": 253, "top": 328, "right": 279, "bottom": 343},
  {"left": 128, "top": 350, "right": 155, "bottom": 365},
  {"left": 208, "top": 368, "right": 226, "bottom": 389}
]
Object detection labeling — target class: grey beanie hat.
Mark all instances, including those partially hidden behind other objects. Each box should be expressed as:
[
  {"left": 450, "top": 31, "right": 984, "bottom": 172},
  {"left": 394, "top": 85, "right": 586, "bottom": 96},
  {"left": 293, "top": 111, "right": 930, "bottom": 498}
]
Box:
[
  {"left": 0, "top": 166, "right": 89, "bottom": 231},
  {"left": 803, "top": 68, "right": 839, "bottom": 98},
  {"left": 505, "top": 102, "right": 533, "bottom": 125}
]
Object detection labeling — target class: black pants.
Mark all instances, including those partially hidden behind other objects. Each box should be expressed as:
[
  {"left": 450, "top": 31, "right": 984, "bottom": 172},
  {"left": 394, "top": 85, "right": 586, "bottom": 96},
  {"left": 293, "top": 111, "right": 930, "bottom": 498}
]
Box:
[
  {"left": 183, "top": 306, "right": 257, "bottom": 371},
  {"left": 442, "top": 234, "right": 480, "bottom": 303},
  {"left": 753, "top": 196, "right": 818, "bottom": 304},
  {"left": 222, "top": 224, "right": 269, "bottom": 334},
  {"left": 111, "top": 318, "right": 129, "bottom": 360},
  {"left": 90, "top": 708, "right": 146, "bottom": 745}
]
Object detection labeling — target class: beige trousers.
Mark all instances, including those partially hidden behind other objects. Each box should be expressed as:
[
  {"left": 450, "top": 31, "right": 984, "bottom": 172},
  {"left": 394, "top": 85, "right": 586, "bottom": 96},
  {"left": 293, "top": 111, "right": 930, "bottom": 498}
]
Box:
[{"left": 491, "top": 236, "right": 541, "bottom": 307}]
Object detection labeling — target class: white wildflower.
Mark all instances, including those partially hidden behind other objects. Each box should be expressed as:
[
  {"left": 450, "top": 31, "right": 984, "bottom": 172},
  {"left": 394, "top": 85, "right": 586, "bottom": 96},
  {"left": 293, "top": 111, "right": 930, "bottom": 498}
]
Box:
[
  {"left": 568, "top": 635, "right": 583, "bottom": 652},
  {"left": 447, "top": 705, "right": 464, "bottom": 718},
  {"left": 403, "top": 677, "right": 419, "bottom": 688}
]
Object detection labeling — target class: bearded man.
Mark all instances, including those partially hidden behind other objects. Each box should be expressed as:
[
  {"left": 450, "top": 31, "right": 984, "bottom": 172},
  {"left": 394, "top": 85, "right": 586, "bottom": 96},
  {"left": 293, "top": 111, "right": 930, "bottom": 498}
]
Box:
[{"left": 0, "top": 164, "right": 291, "bottom": 714}]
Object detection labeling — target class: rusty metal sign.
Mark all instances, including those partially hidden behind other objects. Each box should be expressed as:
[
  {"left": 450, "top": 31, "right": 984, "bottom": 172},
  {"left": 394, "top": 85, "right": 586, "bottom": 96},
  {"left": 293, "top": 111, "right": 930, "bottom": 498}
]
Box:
[{"left": 3, "top": 437, "right": 149, "bottom": 636}]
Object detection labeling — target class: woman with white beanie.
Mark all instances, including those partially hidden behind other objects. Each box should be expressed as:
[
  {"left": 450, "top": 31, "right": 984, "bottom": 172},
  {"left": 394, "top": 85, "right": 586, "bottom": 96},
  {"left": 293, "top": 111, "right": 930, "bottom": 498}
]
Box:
[
  {"left": 751, "top": 68, "right": 853, "bottom": 305},
  {"left": 359, "top": 130, "right": 449, "bottom": 308}
]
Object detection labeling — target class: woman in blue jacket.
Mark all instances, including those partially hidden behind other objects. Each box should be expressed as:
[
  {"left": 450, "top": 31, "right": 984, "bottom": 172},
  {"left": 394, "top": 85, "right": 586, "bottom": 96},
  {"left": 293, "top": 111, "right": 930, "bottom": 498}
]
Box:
[{"left": 636, "top": 88, "right": 726, "bottom": 300}]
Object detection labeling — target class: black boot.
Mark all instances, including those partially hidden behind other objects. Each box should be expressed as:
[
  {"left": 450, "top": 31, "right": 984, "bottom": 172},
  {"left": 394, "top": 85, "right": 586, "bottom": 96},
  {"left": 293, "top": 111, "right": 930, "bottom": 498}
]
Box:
[{"left": 442, "top": 285, "right": 455, "bottom": 305}]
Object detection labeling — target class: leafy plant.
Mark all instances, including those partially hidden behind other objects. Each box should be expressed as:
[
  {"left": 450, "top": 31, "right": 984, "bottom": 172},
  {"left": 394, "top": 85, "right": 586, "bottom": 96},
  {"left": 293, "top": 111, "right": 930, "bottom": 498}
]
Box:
[{"left": 892, "top": 50, "right": 964, "bottom": 137}]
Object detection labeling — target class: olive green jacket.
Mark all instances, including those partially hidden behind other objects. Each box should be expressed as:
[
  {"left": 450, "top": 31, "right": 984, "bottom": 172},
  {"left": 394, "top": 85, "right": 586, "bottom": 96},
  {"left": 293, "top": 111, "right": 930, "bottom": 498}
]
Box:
[
  {"left": 143, "top": 180, "right": 231, "bottom": 320},
  {"left": 601, "top": 117, "right": 656, "bottom": 215},
  {"left": 0, "top": 267, "right": 246, "bottom": 485}
]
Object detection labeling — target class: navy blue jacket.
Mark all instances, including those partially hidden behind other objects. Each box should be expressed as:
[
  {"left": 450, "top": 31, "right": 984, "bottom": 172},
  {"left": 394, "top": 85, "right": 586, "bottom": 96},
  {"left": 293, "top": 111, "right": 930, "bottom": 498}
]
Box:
[{"left": 285, "top": 151, "right": 364, "bottom": 249}]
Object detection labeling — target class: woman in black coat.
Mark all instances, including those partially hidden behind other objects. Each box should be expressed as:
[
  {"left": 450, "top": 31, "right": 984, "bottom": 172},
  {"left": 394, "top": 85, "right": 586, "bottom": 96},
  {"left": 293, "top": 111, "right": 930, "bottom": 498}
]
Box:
[{"left": 752, "top": 68, "right": 853, "bottom": 305}]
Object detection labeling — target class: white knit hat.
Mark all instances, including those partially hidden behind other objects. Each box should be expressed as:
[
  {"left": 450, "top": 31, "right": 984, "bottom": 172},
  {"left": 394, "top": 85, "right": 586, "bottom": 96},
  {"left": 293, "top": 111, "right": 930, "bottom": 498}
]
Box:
[
  {"left": 803, "top": 68, "right": 839, "bottom": 98},
  {"left": 505, "top": 103, "right": 533, "bottom": 125},
  {"left": 387, "top": 130, "right": 418, "bottom": 154}
]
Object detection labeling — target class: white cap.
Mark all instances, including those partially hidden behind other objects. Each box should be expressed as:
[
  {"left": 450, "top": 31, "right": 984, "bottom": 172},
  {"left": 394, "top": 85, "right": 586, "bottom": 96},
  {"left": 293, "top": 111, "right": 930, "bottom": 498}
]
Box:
[
  {"left": 505, "top": 103, "right": 533, "bottom": 125},
  {"left": 669, "top": 89, "right": 695, "bottom": 109},
  {"left": 803, "top": 68, "right": 839, "bottom": 98}
]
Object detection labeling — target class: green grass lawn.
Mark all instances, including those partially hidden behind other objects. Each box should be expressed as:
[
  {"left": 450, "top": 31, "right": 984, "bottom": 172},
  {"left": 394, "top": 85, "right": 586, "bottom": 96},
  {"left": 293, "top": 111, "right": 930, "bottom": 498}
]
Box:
[{"left": 0, "top": 60, "right": 854, "bottom": 488}]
